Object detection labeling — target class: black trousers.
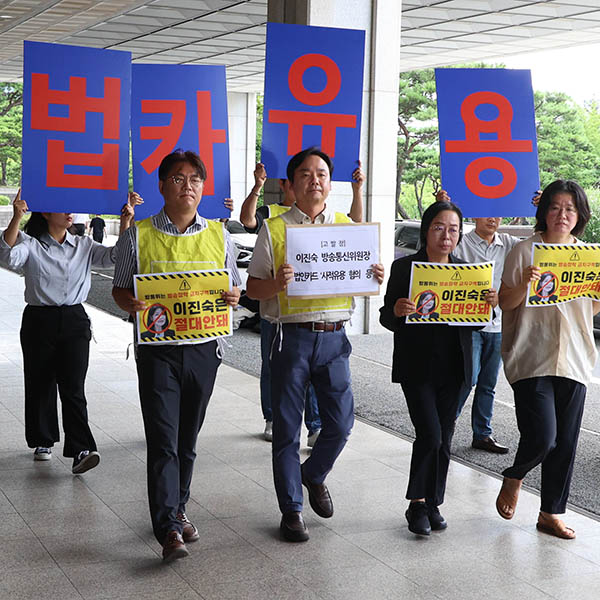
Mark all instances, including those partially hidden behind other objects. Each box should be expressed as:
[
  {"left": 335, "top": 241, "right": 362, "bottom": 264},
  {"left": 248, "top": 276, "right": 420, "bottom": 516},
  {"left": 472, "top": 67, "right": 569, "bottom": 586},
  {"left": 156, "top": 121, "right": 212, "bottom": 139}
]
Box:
[
  {"left": 20, "top": 304, "right": 96, "bottom": 458},
  {"left": 503, "top": 376, "right": 586, "bottom": 514},
  {"left": 401, "top": 377, "right": 462, "bottom": 507},
  {"left": 136, "top": 341, "right": 220, "bottom": 545}
]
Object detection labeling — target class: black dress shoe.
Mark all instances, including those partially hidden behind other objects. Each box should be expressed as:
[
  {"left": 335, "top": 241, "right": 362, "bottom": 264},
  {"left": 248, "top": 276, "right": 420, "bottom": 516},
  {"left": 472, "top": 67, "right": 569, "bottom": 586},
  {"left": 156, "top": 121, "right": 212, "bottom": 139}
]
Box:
[
  {"left": 472, "top": 436, "right": 509, "bottom": 454},
  {"left": 405, "top": 501, "right": 431, "bottom": 536},
  {"left": 427, "top": 505, "right": 447, "bottom": 531},
  {"left": 301, "top": 464, "right": 333, "bottom": 518},
  {"left": 280, "top": 511, "right": 309, "bottom": 542}
]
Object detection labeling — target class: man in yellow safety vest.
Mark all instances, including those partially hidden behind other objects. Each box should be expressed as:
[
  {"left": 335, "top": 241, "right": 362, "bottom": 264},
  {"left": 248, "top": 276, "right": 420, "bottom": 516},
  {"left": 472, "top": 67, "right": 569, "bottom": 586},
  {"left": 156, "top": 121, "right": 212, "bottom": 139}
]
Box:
[
  {"left": 247, "top": 148, "right": 384, "bottom": 542},
  {"left": 112, "top": 149, "right": 241, "bottom": 562}
]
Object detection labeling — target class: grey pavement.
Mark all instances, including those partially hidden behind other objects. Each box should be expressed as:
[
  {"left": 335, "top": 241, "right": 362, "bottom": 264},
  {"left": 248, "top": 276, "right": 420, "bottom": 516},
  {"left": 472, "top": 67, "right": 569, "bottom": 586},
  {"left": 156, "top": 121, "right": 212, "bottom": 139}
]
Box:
[
  {"left": 224, "top": 326, "right": 600, "bottom": 519},
  {"left": 3, "top": 265, "right": 600, "bottom": 599}
]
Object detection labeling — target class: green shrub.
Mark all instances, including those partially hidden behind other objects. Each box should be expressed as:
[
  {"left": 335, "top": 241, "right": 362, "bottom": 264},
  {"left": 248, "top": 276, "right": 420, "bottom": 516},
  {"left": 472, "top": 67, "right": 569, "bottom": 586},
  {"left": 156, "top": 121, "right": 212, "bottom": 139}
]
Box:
[
  {"left": 580, "top": 192, "right": 600, "bottom": 243},
  {"left": 0, "top": 195, "right": 10, "bottom": 205},
  {"left": 581, "top": 211, "right": 600, "bottom": 243}
]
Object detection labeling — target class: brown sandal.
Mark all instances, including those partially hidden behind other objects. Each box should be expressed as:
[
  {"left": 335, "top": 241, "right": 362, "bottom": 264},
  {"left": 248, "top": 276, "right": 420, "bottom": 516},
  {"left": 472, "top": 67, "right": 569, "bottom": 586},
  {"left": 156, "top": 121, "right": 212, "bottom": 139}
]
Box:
[
  {"left": 496, "top": 477, "right": 522, "bottom": 520},
  {"left": 536, "top": 513, "right": 576, "bottom": 539}
]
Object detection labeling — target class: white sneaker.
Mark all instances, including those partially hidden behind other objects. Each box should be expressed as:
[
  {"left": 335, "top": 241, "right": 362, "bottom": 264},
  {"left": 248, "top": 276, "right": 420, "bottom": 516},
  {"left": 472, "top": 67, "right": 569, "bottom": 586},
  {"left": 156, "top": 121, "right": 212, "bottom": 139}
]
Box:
[
  {"left": 264, "top": 421, "right": 273, "bottom": 442},
  {"left": 307, "top": 429, "right": 321, "bottom": 448},
  {"left": 33, "top": 447, "right": 52, "bottom": 461}
]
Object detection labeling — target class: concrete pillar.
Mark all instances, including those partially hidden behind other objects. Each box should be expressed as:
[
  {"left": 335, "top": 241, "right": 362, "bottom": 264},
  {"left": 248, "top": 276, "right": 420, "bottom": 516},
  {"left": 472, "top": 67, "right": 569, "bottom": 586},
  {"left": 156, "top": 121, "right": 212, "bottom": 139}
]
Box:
[
  {"left": 227, "top": 91, "right": 257, "bottom": 220},
  {"left": 267, "top": 0, "right": 402, "bottom": 333}
]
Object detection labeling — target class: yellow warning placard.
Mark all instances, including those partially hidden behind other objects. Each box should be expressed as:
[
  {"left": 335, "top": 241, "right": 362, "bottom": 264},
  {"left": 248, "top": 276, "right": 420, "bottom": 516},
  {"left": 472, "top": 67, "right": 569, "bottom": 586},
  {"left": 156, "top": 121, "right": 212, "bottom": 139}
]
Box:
[
  {"left": 526, "top": 243, "right": 600, "bottom": 307},
  {"left": 133, "top": 269, "right": 232, "bottom": 344},
  {"left": 407, "top": 261, "right": 494, "bottom": 324}
]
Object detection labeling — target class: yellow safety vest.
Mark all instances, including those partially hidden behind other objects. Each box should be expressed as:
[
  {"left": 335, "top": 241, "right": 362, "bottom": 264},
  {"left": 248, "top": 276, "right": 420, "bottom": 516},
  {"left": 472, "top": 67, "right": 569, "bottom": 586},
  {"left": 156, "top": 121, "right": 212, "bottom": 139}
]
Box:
[
  {"left": 136, "top": 217, "right": 225, "bottom": 274},
  {"left": 266, "top": 212, "right": 353, "bottom": 318},
  {"left": 267, "top": 204, "right": 290, "bottom": 218}
]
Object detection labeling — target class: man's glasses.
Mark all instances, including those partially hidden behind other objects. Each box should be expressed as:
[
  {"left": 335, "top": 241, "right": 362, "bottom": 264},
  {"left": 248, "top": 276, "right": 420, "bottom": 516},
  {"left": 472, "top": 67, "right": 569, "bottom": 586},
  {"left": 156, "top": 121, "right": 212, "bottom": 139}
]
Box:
[{"left": 169, "top": 175, "right": 203, "bottom": 187}]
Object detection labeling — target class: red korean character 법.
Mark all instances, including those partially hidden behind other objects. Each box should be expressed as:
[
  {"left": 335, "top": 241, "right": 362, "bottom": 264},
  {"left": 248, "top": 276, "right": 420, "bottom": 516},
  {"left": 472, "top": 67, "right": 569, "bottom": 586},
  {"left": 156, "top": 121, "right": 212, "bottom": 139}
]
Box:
[
  {"left": 31, "top": 73, "right": 122, "bottom": 190},
  {"left": 31, "top": 73, "right": 120, "bottom": 137}
]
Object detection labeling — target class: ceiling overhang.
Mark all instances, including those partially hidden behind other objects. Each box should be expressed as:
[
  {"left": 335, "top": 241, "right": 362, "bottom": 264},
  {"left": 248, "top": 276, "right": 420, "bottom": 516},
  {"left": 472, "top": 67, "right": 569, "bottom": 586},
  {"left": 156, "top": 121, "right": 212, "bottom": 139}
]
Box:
[{"left": 1, "top": 1, "right": 600, "bottom": 89}]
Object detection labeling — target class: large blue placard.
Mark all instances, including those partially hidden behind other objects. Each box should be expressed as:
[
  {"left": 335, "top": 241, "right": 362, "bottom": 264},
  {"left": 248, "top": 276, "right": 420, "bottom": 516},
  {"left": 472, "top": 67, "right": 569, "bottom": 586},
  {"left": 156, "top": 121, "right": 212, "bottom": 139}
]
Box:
[
  {"left": 261, "top": 22, "right": 365, "bottom": 180},
  {"left": 22, "top": 41, "right": 131, "bottom": 214},
  {"left": 436, "top": 68, "right": 539, "bottom": 218},
  {"left": 131, "top": 64, "right": 230, "bottom": 220}
]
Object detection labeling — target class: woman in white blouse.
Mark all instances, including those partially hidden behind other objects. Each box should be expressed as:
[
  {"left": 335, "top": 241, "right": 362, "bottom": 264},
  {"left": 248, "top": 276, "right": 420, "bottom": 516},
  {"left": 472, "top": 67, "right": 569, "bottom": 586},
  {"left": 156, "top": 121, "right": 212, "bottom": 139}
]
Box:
[
  {"left": 0, "top": 191, "right": 138, "bottom": 474},
  {"left": 496, "top": 180, "right": 600, "bottom": 539}
]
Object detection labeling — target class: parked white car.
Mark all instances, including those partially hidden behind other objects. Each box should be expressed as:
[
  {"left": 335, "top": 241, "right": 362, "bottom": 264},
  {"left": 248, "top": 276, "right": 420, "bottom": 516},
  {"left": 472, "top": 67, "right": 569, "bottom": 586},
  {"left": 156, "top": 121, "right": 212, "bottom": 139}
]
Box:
[{"left": 226, "top": 220, "right": 257, "bottom": 268}]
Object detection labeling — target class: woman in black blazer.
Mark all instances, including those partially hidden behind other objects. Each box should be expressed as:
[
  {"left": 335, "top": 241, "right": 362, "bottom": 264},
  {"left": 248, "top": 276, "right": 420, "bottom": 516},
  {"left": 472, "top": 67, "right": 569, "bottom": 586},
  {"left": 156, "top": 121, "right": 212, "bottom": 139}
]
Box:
[{"left": 380, "top": 201, "right": 496, "bottom": 536}]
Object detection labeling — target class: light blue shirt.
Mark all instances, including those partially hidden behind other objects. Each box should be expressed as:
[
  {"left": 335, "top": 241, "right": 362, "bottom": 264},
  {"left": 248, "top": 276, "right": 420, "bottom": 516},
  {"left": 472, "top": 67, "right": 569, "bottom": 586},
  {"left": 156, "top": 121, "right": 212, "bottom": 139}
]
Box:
[
  {"left": 0, "top": 230, "right": 115, "bottom": 306},
  {"left": 453, "top": 229, "right": 520, "bottom": 333}
]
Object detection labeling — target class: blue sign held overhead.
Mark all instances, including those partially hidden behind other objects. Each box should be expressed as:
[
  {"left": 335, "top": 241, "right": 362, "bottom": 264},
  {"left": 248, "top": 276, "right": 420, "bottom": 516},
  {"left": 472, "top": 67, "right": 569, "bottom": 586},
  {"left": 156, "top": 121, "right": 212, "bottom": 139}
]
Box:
[
  {"left": 131, "top": 64, "right": 230, "bottom": 221},
  {"left": 261, "top": 22, "right": 365, "bottom": 180},
  {"left": 22, "top": 41, "right": 131, "bottom": 214},
  {"left": 435, "top": 68, "right": 539, "bottom": 218}
]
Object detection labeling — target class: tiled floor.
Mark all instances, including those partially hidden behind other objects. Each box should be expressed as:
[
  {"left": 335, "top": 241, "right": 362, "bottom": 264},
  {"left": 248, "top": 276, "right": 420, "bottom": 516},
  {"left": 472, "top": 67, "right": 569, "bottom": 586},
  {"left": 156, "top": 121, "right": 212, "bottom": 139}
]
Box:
[{"left": 1, "top": 266, "right": 600, "bottom": 599}]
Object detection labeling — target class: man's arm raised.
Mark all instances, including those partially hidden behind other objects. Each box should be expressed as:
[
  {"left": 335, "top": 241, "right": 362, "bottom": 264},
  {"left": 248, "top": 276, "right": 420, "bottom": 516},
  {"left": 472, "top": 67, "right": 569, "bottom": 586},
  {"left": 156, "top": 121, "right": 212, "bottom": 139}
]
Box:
[{"left": 240, "top": 163, "right": 267, "bottom": 230}]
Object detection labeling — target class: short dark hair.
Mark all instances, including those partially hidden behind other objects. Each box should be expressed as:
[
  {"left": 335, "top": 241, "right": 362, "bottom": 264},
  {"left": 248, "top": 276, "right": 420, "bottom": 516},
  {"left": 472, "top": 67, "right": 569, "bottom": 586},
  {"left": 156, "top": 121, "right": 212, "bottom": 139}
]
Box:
[
  {"left": 419, "top": 201, "right": 463, "bottom": 248},
  {"left": 157, "top": 149, "right": 207, "bottom": 182},
  {"left": 534, "top": 180, "right": 590, "bottom": 237},
  {"left": 286, "top": 147, "right": 334, "bottom": 182}
]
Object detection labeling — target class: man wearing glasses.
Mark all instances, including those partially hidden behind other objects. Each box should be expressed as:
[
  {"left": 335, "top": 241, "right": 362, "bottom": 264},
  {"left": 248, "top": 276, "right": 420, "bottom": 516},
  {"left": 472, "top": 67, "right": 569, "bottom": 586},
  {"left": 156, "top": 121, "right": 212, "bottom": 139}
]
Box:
[{"left": 112, "top": 149, "right": 241, "bottom": 562}]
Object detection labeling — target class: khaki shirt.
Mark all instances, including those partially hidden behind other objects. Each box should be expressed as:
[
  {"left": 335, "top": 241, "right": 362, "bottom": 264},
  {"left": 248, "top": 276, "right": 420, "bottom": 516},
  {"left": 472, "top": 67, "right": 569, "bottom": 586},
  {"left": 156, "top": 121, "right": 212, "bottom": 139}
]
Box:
[
  {"left": 501, "top": 233, "right": 597, "bottom": 386},
  {"left": 247, "top": 203, "right": 355, "bottom": 323}
]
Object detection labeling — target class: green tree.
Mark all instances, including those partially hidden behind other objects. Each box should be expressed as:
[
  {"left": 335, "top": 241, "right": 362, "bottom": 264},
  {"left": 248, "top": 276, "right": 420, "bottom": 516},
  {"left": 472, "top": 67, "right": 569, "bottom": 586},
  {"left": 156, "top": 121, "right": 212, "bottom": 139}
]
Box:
[
  {"left": 396, "top": 69, "right": 438, "bottom": 218},
  {"left": 402, "top": 144, "right": 440, "bottom": 217},
  {"left": 255, "top": 93, "right": 263, "bottom": 162},
  {"left": 535, "top": 91, "right": 599, "bottom": 188},
  {"left": 583, "top": 99, "right": 600, "bottom": 169},
  {"left": 0, "top": 82, "right": 22, "bottom": 186}
]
